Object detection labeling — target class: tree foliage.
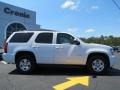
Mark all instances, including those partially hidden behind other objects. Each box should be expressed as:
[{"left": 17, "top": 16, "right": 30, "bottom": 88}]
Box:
[{"left": 81, "top": 35, "right": 120, "bottom": 46}]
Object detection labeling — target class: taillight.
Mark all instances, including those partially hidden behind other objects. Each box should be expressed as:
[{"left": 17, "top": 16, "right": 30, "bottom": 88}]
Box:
[{"left": 4, "top": 42, "right": 8, "bottom": 53}]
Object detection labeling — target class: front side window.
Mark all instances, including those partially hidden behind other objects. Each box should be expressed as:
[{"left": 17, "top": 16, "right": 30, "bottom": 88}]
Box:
[
  {"left": 57, "top": 33, "right": 74, "bottom": 44},
  {"left": 35, "top": 33, "right": 53, "bottom": 44}
]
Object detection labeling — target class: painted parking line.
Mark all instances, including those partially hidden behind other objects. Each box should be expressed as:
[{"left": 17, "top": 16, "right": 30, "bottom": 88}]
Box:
[
  {"left": 53, "top": 76, "right": 89, "bottom": 90},
  {"left": 0, "top": 61, "right": 7, "bottom": 64}
]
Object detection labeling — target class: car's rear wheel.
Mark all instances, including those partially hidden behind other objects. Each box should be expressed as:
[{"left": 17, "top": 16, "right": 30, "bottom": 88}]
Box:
[
  {"left": 87, "top": 55, "right": 109, "bottom": 74},
  {"left": 16, "top": 55, "right": 36, "bottom": 74}
]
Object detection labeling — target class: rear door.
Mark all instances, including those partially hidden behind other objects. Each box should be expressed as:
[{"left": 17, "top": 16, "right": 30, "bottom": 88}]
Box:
[{"left": 34, "top": 32, "right": 55, "bottom": 64}]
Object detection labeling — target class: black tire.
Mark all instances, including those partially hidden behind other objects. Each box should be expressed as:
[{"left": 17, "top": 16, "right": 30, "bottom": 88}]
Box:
[
  {"left": 16, "top": 55, "right": 36, "bottom": 74},
  {"left": 87, "top": 55, "right": 109, "bottom": 74}
]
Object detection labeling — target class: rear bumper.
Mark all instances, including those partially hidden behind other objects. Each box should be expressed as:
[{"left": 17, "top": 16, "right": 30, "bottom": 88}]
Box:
[{"left": 2, "top": 53, "right": 15, "bottom": 63}]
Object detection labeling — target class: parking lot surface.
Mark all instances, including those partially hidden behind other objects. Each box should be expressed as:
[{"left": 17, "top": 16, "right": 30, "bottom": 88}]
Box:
[{"left": 0, "top": 55, "right": 120, "bottom": 90}]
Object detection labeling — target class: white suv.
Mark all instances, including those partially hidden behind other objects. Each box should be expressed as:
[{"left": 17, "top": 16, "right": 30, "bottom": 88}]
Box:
[{"left": 3, "top": 30, "right": 116, "bottom": 74}]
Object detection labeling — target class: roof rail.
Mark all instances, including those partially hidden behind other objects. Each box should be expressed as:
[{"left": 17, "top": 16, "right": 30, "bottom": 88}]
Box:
[{"left": 39, "top": 29, "right": 57, "bottom": 32}]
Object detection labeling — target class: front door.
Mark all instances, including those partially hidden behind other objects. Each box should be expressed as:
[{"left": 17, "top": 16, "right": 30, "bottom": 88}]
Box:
[{"left": 54, "top": 33, "right": 82, "bottom": 64}]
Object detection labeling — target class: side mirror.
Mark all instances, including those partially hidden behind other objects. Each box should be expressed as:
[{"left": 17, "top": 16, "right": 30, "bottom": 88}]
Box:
[{"left": 72, "top": 40, "right": 80, "bottom": 45}]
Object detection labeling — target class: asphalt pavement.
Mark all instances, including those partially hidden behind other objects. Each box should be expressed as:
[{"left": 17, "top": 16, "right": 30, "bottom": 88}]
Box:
[{"left": 0, "top": 55, "right": 120, "bottom": 90}]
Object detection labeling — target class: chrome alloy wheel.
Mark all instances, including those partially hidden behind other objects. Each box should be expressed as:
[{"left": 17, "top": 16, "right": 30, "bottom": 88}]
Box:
[
  {"left": 19, "top": 59, "right": 31, "bottom": 71},
  {"left": 92, "top": 59, "right": 105, "bottom": 72}
]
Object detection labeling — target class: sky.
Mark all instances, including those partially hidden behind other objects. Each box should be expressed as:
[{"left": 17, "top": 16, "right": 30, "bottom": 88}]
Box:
[{"left": 0, "top": 0, "right": 120, "bottom": 38}]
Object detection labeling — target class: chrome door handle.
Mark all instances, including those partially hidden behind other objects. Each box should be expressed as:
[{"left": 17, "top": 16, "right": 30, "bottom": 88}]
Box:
[
  {"left": 56, "top": 46, "right": 63, "bottom": 49},
  {"left": 32, "top": 45, "right": 39, "bottom": 48},
  {"left": 60, "top": 46, "right": 63, "bottom": 48},
  {"left": 56, "top": 46, "right": 60, "bottom": 49}
]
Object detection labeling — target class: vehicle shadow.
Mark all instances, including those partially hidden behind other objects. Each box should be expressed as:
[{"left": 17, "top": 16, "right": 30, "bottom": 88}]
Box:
[{"left": 9, "top": 65, "right": 120, "bottom": 77}]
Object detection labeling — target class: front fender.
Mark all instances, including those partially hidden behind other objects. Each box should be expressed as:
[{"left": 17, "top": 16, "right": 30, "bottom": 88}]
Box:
[{"left": 86, "top": 48, "right": 109, "bottom": 58}]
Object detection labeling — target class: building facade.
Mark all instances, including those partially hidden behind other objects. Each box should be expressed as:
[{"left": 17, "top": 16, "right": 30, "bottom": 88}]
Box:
[{"left": 0, "top": 2, "right": 40, "bottom": 48}]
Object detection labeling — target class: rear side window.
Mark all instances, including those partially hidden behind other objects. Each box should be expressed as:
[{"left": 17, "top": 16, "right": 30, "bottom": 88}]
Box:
[
  {"left": 9, "top": 33, "right": 34, "bottom": 43},
  {"left": 35, "top": 33, "right": 53, "bottom": 43}
]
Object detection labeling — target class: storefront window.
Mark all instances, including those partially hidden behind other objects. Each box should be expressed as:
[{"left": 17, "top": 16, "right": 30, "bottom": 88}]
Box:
[{"left": 6, "top": 23, "right": 26, "bottom": 38}]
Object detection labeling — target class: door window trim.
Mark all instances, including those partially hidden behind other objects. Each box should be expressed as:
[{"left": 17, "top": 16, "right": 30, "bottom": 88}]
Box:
[
  {"left": 35, "top": 32, "right": 53, "bottom": 44},
  {"left": 56, "top": 33, "right": 75, "bottom": 45}
]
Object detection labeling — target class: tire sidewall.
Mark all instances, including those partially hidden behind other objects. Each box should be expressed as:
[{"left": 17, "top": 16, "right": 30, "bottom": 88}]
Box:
[
  {"left": 16, "top": 55, "right": 36, "bottom": 74},
  {"left": 87, "top": 55, "right": 108, "bottom": 74}
]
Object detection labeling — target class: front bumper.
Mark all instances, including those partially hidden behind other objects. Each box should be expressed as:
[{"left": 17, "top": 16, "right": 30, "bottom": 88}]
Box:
[{"left": 109, "top": 55, "right": 116, "bottom": 67}]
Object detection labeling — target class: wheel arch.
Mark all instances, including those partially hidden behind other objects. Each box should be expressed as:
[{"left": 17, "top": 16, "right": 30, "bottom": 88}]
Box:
[
  {"left": 15, "top": 51, "right": 36, "bottom": 64},
  {"left": 86, "top": 52, "right": 110, "bottom": 67}
]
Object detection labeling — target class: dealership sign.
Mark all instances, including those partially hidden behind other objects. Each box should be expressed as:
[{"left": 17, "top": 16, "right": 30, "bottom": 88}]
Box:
[{"left": 4, "top": 7, "right": 30, "bottom": 18}]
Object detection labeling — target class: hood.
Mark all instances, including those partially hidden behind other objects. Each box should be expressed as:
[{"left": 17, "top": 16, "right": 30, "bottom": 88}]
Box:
[
  {"left": 83, "top": 43, "right": 112, "bottom": 50},
  {"left": 90, "top": 43, "right": 111, "bottom": 48}
]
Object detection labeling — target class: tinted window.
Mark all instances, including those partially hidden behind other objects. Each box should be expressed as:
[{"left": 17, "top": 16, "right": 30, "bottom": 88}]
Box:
[
  {"left": 9, "top": 33, "right": 33, "bottom": 43},
  {"left": 35, "top": 33, "right": 53, "bottom": 43},
  {"left": 57, "top": 33, "right": 74, "bottom": 44}
]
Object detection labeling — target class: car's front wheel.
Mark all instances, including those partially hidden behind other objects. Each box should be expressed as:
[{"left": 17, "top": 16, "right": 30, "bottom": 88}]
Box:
[
  {"left": 87, "top": 55, "right": 109, "bottom": 74},
  {"left": 16, "top": 55, "right": 36, "bottom": 74}
]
